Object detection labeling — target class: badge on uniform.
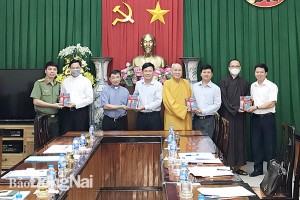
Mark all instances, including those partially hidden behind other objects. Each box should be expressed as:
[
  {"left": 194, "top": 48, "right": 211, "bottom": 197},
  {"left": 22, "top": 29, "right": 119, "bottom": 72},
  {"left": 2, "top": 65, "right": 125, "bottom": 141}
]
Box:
[{"left": 59, "top": 93, "right": 70, "bottom": 106}]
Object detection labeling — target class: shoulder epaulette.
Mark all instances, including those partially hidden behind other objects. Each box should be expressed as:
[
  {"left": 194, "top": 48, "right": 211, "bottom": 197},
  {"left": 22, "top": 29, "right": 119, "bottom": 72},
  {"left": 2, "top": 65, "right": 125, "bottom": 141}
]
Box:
[{"left": 37, "top": 78, "right": 45, "bottom": 82}]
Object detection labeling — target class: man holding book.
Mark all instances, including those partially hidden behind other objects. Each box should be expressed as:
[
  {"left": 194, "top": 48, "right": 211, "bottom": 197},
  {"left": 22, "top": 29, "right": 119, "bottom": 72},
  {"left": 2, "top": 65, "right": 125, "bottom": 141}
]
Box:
[
  {"left": 192, "top": 64, "right": 221, "bottom": 138},
  {"left": 100, "top": 70, "right": 130, "bottom": 131},
  {"left": 133, "top": 62, "right": 163, "bottom": 130}
]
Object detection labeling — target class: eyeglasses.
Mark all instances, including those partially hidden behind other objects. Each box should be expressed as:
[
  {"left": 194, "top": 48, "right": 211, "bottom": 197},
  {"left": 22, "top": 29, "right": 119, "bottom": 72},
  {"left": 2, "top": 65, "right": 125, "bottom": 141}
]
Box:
[{"left": 229, "top": 65, "right": 241, "bottom": 68}]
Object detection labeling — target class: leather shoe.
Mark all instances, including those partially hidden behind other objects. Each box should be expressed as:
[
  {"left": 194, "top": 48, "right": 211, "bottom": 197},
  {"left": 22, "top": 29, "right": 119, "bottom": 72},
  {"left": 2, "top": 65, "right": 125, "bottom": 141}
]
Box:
[
  {"left": 249, "top": 170, "right": 263, "bottom": 177},
  {"left": 235, "top": 169, "right": 248, "bottom": 176}
]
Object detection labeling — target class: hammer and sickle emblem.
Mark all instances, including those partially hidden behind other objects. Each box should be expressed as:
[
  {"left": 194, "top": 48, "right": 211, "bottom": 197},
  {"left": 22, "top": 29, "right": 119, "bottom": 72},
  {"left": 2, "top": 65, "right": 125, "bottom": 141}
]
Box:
[{"left": 112, "top": 2, "right": 134, "bottom": 25}]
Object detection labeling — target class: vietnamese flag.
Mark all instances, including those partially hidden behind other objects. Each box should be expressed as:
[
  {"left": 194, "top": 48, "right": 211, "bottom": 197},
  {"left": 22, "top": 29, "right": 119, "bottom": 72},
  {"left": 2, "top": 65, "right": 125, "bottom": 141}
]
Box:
[{"left": 102, "top": 0, "right": 183, "bottom": 70}]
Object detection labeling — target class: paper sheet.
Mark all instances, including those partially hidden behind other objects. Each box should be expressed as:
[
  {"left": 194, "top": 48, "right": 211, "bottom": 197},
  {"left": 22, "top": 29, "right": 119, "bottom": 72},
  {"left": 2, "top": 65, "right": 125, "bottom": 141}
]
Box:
[
  {"left": 24, "top": 156, "right": 60, "bottom": 162},
  {"left": 2, "top": 169, "right": 47, "bottom": 179},
  {"left": 198, "top": 186, "right": 255, "bottom": 198},
  {"left": 188, "top": 166, "right": 233, "bottom": 177},
  {"left": 43, "top": 145, "right": 72, "bottom": 154},
  {"left": 0, "top": 191, "right": 30, "bottom": 200},
  {"left": 178, "top": 152, "right": 216, "bottom": 160}
]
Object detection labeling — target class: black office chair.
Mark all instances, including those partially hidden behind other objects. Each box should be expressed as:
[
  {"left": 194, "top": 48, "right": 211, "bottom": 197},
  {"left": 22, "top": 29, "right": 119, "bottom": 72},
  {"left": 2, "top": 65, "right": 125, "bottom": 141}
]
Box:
[
  {"left": 277, "top": 123, "right": 296, "bottom": 198},
  {"left": 34, "top": 114, "right": 49, "bottom": 150},
  {"left": 260, "top": 123, "right": 296, "bottom": 199}
]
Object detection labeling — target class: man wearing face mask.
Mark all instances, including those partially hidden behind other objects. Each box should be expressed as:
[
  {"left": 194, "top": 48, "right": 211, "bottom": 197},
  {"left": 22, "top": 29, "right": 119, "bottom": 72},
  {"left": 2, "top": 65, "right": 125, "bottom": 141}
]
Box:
[
  {"left": 219, "top": 59, "right": 250, "bottom": 176},
  {"left": 60, "top": 59, "right": 93, "bottom": 135}
]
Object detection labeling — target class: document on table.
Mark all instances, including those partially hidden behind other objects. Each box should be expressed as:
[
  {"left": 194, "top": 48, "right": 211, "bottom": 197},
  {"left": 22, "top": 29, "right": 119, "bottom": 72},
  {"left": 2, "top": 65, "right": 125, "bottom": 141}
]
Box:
[
  {"left": 0, "top": 191, "right": 30, "bottom": 200},
  {"left": 178, "top": 152, "right": 222, "bottom": 163},
  {"left": 2, "top": 169, "right": 47, "bottom": 179},
  {"left": 43, "top": 144, "right": 72, "bottom": 154},
  {"left": 188, "top": 166, "right": 233, "bottom": 177},
  {"left": 198, "top": 186, "right": 255, "bottom": 198},
  {"left": 24, "top": 155, "right": 60, "bottom": 162},
  {"left": 179, "top": 152, "right": 216, "bottom": 160}
]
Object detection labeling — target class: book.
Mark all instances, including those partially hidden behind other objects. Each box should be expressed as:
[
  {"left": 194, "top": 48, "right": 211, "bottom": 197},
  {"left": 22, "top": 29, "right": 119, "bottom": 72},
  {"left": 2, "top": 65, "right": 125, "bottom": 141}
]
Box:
[
  {"left": 240, "top": 96, "right": 252, "bottom": 111},
  {"left": 186, "top": 98, "right": 198, "bottom": 111},
  {"left": 59, "top": 93, "right": 70, "bottom": 106},
  {"left": 127, "top": 95, "right": 139, "bottom": 109}
]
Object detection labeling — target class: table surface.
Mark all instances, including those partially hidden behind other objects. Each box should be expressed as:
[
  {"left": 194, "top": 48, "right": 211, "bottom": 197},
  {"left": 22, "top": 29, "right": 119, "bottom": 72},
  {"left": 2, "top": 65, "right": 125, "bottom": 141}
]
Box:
[{"left": 0, "top": 130, "right": 260, "bottom": 199}]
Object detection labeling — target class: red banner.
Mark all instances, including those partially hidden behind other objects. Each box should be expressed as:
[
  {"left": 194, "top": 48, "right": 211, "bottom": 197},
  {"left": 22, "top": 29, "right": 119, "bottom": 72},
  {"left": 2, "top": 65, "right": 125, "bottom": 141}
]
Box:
[{"left": 102, "top": 0, "right": 183, "bottom": 70}]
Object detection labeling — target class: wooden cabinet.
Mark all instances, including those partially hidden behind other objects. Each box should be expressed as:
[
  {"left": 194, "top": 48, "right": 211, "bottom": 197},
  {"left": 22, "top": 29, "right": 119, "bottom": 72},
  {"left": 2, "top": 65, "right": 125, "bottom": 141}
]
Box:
[{"left": 0, "top": 124, "right": 34, "bottom": 169}]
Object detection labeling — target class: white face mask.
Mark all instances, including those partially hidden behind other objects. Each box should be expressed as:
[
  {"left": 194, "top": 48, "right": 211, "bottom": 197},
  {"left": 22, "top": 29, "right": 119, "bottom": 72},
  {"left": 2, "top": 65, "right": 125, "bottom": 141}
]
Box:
[
  {"left": 71, "top": 69, "right": 81, "bottom": 77},
  {"left": 229, "top": 68, "right": 240, "bottom": 75}
]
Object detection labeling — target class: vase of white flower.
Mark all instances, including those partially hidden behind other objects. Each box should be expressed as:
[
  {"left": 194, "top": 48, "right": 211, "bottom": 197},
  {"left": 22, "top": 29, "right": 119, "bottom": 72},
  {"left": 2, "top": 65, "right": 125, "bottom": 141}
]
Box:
[{"left": 90, "top": 57, "right": 113, "bottom": 130}]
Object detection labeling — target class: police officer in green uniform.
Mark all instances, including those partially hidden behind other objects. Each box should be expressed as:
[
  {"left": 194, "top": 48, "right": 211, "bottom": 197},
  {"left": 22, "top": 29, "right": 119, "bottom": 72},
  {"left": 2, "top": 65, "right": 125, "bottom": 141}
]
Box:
[{"left": 30, "top": 61, "right": 63, "bottom": 150}]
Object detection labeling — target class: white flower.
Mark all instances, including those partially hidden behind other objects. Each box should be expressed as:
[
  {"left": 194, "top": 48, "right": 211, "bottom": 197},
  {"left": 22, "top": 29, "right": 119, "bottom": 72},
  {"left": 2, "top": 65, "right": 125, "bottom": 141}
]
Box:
[
  {"left": 82, "top": 60, "right": 87, "bottom": 67},
  {"left": 126, "top": 62, "right": 131, "bottom": 67},
  {"left": 58, "top": 43, "right": 92, "bottom": 59}
]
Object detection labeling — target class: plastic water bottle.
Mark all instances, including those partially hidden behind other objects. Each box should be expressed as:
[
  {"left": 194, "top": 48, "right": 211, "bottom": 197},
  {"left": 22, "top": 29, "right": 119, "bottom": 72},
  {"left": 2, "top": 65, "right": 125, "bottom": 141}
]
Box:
[
  {"left": 47, "top": 164, "right": 56, "bottom": 190},
  {"left": 167, "top": 124, "right": 174, "bottom": 149},
  {"left": 79, "top": 133, "right": 86, "bottom": 150},
  {"left": 72, "top": 137, "right": 79, "bottom": 155},
  {"left": 179, "top": 163, "right": 189, "bottom": 182},
  {"left": 167, "top": 131, "right": 173, "bottom": 150},
  {"left": 89, "top": 125, "right": 95, "bottom": 142},
  {"left": 168, "top": 138, "right": 177, "bottom": 163},
  {"left": 15, "top": 193, "right": 22, "bottom": 200},
  {"left": 58, "top": 153, "right": 67, "bottom": 178}
]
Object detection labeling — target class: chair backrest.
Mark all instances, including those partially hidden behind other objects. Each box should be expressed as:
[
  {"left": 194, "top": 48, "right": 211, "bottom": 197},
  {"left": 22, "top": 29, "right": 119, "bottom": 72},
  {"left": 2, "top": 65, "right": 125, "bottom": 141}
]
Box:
[
  {"left": 278, "top": 123, "right": 296, "bottom": 198},
  {"left": 220, "top": 117, "right": 230, "bottom": 161},
  {"left": 34, "top": 115, "right": 49, "bottom": 150},
  {"left": 212, "top": 112, "right": 220, "bottom": 145},
  {"left": 214, "top": 116, "right": 230, "bottom": 162},
  {"left": 293, "top": 133, "right": 300, "bottom": 200}
]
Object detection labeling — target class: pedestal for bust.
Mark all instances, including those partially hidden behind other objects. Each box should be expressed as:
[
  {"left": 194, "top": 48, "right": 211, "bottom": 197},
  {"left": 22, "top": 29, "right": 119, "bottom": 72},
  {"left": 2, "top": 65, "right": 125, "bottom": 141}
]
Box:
[
  {"left": 90, "top": 57, "right": 112, "bottom": 130},
  {"left": 179, "top": 57, "right": 201, "bottom": 85}
]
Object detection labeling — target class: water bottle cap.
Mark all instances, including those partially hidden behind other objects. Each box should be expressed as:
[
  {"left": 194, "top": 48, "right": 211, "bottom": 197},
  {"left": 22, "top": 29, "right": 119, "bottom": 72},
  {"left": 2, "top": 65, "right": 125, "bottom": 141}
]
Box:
[
  {"left": 16, "top": 193, "right": 22, "bottom": 198},
  {"left": 198, "top": 194, "right": 205, "bottom": 200},
  {"left": 81, "top": 133, "right": 84, "bottom": 136},
  {"left": 60, "top": 153, "right": 65, "bottom": 156},
  {"left": 48, "top": 164, "right": 54, "bottom": 168}
]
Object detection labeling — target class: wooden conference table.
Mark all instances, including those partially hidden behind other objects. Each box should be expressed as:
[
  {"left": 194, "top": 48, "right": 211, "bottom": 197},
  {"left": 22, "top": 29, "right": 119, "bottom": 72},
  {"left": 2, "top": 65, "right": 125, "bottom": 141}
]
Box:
[{"left": 0, "top": 130, "right": 259, "bottom": 199}]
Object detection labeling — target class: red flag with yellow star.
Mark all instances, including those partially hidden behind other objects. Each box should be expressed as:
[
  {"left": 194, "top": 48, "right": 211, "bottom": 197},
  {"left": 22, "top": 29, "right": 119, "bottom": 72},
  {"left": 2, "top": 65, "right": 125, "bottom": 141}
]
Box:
[{"left": 102, "top": 0, "right": 183, "bottom": 70}]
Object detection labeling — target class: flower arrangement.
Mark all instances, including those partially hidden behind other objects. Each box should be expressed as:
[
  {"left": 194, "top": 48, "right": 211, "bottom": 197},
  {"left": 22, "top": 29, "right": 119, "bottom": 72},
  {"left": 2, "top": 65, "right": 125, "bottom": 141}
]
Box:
[
  {"left": 121, "top": 62, "right": 172, "bottom": 86},
  {"left": 56, "top": 43, "right": 95, "bottom": 86}
]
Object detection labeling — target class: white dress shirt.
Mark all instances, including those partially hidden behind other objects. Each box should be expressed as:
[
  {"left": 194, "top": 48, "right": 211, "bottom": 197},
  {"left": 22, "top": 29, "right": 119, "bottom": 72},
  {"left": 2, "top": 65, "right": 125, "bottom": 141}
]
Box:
[
  {"left": 133, "top": 78, "right": 162, "bottom": 112},
  {"left": 61, "top": 74, "right": 93, "bottom": 109},
  {"left": 192, "top": 80, "right": 221, "bottom": 116},
  {"left": 251, "top": 78, "right": 278, "bottom": 114}
]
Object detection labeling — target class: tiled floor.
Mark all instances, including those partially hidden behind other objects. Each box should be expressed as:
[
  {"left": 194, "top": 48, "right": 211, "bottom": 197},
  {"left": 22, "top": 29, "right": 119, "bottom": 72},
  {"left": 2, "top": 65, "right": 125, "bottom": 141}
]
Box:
[{"left": 238, "top": 161, "right": 267, "bottom": 188}]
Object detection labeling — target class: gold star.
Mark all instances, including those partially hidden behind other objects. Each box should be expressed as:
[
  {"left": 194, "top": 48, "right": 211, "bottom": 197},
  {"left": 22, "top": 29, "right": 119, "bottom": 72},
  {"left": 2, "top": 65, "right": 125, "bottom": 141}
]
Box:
[{"left": 146, "top": 2, "right": 170, "bottom": 24}]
